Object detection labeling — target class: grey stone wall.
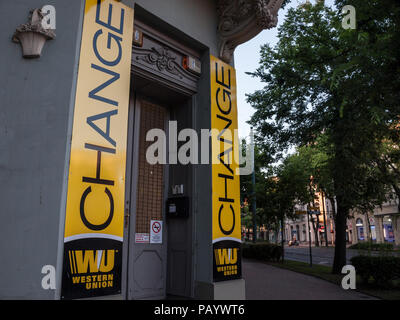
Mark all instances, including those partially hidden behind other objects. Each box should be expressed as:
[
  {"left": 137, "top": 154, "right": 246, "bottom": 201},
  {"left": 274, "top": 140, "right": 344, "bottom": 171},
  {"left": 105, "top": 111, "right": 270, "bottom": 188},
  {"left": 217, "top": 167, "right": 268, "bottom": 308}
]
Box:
[
  {"left": 0, "top": 0, "right": 84, "bottom": 299},
  {"left": 134, "top": 0, "right": 218, "bottom": 57}
]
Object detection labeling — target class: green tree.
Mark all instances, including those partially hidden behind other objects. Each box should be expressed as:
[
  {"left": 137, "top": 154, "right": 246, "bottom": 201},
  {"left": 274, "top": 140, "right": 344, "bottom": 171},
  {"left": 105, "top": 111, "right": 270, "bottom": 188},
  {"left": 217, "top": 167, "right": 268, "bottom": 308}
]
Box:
[
  {"left": 247, "top": 1, "right": 400, "bottom": 273},
  {"left": 239, "top": 138, "right": 301, "bottom": 252},
  {"left": 240, "top": 138, "right": 276, "bottom": 240},
  {"left": 276, "top": 145, "right": 324, "bottom": 247},
  {"left": 371, "top": 138, "right": 400, "bottom": 212}
]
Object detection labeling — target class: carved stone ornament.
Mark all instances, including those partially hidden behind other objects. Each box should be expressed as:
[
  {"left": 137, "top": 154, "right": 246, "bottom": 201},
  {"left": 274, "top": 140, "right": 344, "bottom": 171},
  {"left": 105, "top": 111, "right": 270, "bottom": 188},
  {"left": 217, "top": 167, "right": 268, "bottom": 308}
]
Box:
[
  {"left": 135, "top": 45, "right": 190, "bottom": 81},
  {"left": 131, "top": 25, "right": 200, "bottom": 95},
  {"left": 217, "top": 0, "right": 284, "bottom": 63},
  {"left": 12, "top": 9, "right": 55, "bottom": 58},
  {"left": 141, "top": 46, "right": 182, "bottom": 78}
]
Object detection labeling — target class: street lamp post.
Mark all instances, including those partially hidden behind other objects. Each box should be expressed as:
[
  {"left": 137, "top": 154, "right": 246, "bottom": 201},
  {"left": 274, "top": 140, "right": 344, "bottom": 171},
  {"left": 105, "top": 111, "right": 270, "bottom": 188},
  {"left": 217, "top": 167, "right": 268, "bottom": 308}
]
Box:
[
  {"left": 251, "top": 128, "right": 257, "bottom": 243},
  {"left": 307, "top": 209, "right": 313, "bottom": 267},
  {"left": 321, "top": 191, "right": 328, "bottom": 247}
]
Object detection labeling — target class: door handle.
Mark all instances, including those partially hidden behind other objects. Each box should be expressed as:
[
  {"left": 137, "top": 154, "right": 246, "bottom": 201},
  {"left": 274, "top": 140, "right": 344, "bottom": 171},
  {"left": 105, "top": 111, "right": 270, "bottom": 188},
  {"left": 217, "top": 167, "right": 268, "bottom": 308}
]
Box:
[
  {"left": 124, "top": 211, "right": 130, "bottom": 228},
  {"left": 124, "top": 202, "right": 130, "bottom": 228}
]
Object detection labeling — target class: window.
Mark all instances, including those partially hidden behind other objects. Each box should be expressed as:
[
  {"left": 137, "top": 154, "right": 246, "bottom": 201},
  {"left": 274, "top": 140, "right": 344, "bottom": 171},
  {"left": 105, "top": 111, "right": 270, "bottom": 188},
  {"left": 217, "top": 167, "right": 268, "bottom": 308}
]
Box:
[{"left": 356, "top": 218, "right": 364, "bottom": 241}]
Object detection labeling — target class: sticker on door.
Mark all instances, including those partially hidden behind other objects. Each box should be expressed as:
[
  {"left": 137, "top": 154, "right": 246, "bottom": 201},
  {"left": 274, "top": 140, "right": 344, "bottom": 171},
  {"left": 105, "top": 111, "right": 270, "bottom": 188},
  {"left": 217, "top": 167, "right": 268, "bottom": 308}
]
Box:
[{"left": 150, "top": 220, "right": 163, "bottom": 244}]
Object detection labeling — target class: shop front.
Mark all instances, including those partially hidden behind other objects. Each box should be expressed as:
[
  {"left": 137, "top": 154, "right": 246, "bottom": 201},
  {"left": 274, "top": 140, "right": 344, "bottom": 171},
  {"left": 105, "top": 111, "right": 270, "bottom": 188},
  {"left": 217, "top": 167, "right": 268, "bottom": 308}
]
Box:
[
  {"left": 382, "top": 216, "right": 395, "bottom": 243},
  {"left": 0, "top": 0, "right": 284, "bottom": 300},
  {"left": 356, "top": 218, "right": 365, "bottom": 242}
]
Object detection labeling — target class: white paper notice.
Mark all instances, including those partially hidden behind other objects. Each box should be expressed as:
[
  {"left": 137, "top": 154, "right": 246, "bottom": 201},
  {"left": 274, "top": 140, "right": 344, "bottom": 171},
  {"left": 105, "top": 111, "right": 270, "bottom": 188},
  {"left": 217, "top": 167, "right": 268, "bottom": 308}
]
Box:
[{"left": 135, "top": 233, "right": 149, "bottom": 243}]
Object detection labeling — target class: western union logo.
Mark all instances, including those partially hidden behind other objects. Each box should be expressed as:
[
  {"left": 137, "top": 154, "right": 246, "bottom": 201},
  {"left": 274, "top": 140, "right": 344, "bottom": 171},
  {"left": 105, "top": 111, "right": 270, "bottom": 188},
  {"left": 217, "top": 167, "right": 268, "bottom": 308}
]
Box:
[
  {"left": 68, "top": 249, "right": 116, "bottom": 290},
  {"left": 214, "top": 248, "right": 238, "bottom": 276},
  {"left": 214, "top": 248, "right": 238, "bottom": 266},
  {"left": 68, "top": 250, "right": 115, "bottom": 274}
]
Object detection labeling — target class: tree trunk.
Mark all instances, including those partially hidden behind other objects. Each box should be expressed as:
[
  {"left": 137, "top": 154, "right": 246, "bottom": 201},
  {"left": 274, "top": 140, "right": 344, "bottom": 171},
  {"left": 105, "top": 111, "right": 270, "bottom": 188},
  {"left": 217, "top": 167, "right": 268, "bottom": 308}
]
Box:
[
  {"left": 365, "top": 211, "right": 372, "bottom": 242},
  {"left": 332, "top": 205, "right": 348, "bottom": 274},
  {"left": 392, "top": 183, "right": 400, "bottom": 213},
  {"left": 328, "top": 197, "right": 336, "bottom": 218},
  {"left": 314, "top": 217, "right": 320, "bottom": 247}
]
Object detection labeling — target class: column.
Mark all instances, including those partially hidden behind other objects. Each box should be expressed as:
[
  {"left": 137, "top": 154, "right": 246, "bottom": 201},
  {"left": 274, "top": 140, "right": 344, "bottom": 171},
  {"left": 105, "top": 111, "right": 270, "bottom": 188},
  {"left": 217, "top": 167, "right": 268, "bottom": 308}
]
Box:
[
  {"left": 374, "top": 215, "right": 384, "bottom": 244},
  {"left": 392, "top": 215, "right": 400, "bottom": 246}
]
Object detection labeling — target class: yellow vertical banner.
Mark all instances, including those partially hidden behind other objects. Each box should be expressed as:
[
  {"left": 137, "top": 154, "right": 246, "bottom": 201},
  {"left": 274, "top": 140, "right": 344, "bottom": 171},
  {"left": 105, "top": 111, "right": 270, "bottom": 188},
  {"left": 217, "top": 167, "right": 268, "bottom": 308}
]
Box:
[
  {"left": 61, "top": 0, "right": 133, "bottom": 299},
  {"left": 210, "top": 55, "right": 242, "bottom": 282}
]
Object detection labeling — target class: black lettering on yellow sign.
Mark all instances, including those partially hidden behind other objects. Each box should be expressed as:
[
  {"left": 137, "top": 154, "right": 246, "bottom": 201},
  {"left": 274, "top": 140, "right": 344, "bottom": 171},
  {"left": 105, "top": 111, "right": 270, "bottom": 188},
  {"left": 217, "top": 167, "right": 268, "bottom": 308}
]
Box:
[
  {"left": 214, "top": 61, "right": 236, "bottom": 237},
  {"left": 63, "top": 0, "right": 133, "bottom": 240},
  {"left": 61, "top": 0, "right": 133, "bottom": 299},
  {"left": 210, "top": 55, "right": 241, "bottom": 282}
]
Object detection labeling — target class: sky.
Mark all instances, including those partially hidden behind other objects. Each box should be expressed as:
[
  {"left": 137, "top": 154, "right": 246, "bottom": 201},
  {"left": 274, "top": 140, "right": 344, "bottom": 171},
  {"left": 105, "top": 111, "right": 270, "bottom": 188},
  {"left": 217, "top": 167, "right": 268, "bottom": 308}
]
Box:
[
  {"left": 234, "top": 0, "right": 335, "bottom": 140},
  {"left": 234, "top": 3, "right": 293, "bottom": 140},
  {"left": 234, "top": 29, "right": 278, "bottom": 140}
]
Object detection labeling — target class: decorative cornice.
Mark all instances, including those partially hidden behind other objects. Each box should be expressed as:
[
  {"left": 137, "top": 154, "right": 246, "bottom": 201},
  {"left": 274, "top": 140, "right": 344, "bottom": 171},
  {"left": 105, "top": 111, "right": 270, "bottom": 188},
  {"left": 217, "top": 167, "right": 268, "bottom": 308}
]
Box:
[
  {"left": 132, "top": 30, "right": 200, "bottom": 95},
  {"left": 136, "top": 46, "right": 184, "bottom": 79},
  {"left": 217, "top": 0, "right": 284, "bottom": 63}
]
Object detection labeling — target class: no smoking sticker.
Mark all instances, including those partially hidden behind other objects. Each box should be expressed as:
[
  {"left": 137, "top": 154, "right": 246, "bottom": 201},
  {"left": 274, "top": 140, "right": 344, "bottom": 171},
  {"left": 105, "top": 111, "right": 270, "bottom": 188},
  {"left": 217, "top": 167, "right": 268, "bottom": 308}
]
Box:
[{"left": 150, "top": 220, "right": 163, "bottom": 244}]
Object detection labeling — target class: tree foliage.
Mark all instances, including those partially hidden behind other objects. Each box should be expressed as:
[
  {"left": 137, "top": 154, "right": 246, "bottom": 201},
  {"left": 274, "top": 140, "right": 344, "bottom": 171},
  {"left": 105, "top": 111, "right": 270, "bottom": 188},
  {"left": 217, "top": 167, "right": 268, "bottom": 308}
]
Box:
[{"left": 247, "top": 0, "right": 400, "bottom": 273}]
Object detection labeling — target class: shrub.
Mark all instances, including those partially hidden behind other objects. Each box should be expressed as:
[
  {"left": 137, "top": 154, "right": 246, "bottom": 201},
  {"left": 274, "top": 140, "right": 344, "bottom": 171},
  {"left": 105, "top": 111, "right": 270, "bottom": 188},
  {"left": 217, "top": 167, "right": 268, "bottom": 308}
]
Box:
[
  {"left": 350, "top": 255, "right": 400, "bottom": 287},
  {"left": 242, "top": 242, "right": 283, "bottom": 262},
  {"left": 348, "top": 242, "right": 394, "bottom": 251}
]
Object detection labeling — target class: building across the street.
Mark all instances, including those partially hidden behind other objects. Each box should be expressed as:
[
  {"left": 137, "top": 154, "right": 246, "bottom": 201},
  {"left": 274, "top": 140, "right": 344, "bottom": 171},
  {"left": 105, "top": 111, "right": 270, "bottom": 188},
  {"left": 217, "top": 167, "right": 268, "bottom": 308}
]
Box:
[
  {"left": 0, "top": 0, "right": 284, "bottom": 299},
  {"left": 349, "top": 198, "right": 400, "bottom": 245},
  {"left": 282, "top": 193, "right": 400, "bottom": 247}
]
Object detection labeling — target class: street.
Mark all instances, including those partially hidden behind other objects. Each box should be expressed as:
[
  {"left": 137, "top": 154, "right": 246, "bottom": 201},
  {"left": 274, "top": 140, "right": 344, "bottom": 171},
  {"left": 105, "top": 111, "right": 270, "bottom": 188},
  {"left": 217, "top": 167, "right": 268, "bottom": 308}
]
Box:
[
  {"left": 284, "top": 245, "right": 400, "bottom": 266},
  {"left": 284, "top": 246, "right": 351, "bottom": 266}
]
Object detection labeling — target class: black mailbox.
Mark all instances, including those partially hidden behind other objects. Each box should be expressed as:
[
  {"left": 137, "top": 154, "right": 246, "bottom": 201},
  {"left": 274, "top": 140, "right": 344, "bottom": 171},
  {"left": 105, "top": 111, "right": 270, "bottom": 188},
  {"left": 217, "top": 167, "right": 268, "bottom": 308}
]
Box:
[{"left": 166, "top": 196, "right": 189, "bottom": 218}]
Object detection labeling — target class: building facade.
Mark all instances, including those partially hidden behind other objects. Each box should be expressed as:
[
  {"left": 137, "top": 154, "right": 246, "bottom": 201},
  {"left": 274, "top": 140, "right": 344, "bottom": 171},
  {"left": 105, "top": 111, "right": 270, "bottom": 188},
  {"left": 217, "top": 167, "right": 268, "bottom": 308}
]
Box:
[
  {"left": 284, "top": 192, "right": 337, "bottom": 246},
  {"left": 283, "top": 193, "right": 400, "bottom": 246},
  {"left": 349, "top": 198, "right": 400, "bottom": 246},
  {"left": 0, "top": 0, "right": 284, "bottom": 300}
]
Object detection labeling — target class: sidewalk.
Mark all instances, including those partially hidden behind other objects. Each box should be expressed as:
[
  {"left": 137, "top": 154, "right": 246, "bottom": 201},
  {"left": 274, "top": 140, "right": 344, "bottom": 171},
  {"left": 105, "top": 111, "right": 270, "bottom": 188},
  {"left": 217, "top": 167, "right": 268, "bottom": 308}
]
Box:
[{"left": 243, "top": 259, "right": 377, "bottom": 300}]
